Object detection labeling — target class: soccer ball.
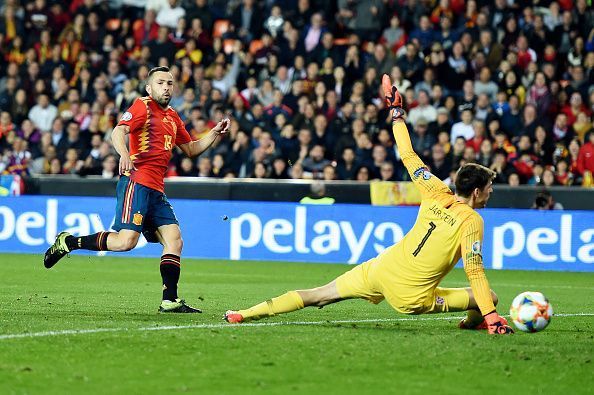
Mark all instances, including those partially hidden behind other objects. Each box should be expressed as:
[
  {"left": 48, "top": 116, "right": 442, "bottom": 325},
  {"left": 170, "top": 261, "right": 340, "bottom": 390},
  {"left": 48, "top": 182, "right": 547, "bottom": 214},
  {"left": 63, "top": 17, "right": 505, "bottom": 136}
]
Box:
[{"left": 509, "top": 291, "right": 553, "bottom": 333}]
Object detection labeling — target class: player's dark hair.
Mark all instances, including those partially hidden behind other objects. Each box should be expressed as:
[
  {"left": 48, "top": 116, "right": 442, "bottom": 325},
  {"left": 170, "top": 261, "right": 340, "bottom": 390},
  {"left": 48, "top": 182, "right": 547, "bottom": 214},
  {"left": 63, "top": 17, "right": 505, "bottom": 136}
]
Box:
[
  {"left": 147, "top": 66, "right": 171, "bottom": 82},
  {"left": 455, "top": 163, "right": 496, "bottom": 198},
  {"left": 148, "top": 66, "right": 170, "bottom": 76}
]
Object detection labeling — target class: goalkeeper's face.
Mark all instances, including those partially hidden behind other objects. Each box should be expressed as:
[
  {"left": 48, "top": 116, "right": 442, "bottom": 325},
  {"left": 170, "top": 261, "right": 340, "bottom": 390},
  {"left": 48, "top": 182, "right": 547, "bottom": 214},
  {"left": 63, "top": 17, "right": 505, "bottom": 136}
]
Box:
[
  {"left": 473, "top": 181, "right": 493, "bottom": 209},
  {"left": 147, "top": 71, "right": 174, "bottom": 108}
]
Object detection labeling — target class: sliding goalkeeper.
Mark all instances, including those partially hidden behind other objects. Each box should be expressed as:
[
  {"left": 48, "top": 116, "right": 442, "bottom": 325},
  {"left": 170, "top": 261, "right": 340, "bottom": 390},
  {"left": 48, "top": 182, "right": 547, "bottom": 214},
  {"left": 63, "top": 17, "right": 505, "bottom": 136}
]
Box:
[{"left": 224, "top": 75, "right": 513, "bottom": 335}]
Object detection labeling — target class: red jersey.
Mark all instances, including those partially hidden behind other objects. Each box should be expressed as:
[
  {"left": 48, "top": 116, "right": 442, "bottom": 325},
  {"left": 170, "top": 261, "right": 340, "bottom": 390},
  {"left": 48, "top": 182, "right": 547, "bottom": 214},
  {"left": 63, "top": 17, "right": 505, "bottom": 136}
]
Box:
[{"left": 117, "top": 96, "right": 192, "bottom": 192}]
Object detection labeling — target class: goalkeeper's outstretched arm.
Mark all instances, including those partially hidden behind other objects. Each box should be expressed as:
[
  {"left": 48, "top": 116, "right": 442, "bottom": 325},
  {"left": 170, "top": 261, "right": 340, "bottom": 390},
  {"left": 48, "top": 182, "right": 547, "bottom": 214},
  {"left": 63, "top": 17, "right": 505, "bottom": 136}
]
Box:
[{"left": 383, "top": 73, "right": 451, "bottom": 198}]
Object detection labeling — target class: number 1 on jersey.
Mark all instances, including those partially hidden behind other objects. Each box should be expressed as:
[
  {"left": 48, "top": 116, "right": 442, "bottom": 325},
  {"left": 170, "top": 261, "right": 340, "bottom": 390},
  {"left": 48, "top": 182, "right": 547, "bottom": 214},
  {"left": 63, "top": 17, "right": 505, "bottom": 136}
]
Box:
[{"left": 413, "top": 221, "right": 436, "bottom": 257}]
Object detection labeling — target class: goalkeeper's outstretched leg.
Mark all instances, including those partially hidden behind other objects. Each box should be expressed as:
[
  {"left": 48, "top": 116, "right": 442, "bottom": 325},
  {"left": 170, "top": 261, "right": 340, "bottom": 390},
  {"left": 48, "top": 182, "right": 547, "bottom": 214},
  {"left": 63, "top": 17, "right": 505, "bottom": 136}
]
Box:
[{"left": 224, "top": 280, "right": 345, "bottom": 323}]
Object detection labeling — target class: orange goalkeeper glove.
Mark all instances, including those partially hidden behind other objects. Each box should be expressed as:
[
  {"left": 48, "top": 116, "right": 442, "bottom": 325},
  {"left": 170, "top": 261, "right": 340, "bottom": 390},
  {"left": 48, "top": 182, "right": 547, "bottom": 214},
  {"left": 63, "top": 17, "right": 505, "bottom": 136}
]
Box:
[
  {"left": 382, "top": 74, "right": 406, "bottom": 120},
  {"left": 484, "top": 311, "right": 514, "bottom": 335}
]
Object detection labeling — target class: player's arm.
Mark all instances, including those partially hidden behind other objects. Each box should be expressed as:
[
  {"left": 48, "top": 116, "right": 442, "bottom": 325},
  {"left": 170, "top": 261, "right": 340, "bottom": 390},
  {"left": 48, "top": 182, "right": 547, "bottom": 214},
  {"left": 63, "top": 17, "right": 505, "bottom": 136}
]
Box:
[
  {"left": 113, "top": 99, "right": 147, "bottom": 175},
  {"left": 383, "top": 75, "right": 451, "bottom": 199},
  {"left": 111, "top": 124, "right": 135, "bottom": 175},
  {"left": 177, "top": 119, "right": 230, "bottom": 158},
  {"left": 460, "top": 215, "right": 513, "bottom": 334}
]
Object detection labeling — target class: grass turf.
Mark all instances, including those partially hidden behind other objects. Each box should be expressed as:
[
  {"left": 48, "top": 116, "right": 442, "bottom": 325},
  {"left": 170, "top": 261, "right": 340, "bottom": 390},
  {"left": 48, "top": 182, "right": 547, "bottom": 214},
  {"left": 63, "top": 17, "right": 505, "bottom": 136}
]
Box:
[{"left": 0, "top": 253, "right": 592, "bottom": 395}]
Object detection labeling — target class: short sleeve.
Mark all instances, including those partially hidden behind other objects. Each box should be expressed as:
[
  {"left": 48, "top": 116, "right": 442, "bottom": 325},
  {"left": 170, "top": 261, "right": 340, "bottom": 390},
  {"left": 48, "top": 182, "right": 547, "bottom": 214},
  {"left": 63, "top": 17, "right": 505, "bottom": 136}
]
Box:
[
  {"left": 174, "top": 113, "right": 192, "bottom": 146},
  {"left": 118, "top": 99, "right": 148, "bottom": 131}
]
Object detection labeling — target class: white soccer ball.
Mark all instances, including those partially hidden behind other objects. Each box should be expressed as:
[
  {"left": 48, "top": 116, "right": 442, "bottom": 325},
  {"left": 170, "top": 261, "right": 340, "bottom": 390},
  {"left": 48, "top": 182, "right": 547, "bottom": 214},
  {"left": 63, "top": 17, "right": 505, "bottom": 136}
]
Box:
[{"left": 509, "top": 291, "right": 553, "bottom": 333}]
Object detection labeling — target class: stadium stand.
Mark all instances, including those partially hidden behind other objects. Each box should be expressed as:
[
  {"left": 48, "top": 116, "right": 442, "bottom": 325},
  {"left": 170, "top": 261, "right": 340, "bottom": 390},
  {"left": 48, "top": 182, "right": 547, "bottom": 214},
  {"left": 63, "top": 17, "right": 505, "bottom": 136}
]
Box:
[{"left": 0, "top": 0, "right": 593, "bottom": 187}]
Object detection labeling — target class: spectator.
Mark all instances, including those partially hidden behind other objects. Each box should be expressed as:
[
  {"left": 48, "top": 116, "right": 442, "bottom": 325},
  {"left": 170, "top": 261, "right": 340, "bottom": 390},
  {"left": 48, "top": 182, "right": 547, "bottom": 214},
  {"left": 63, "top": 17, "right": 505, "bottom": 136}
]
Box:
[
  {"left": 322, "top": 164, "right": 337, "bottom": 181},
  {"left": 302, "top": 144, "right": 330, "bottom": 179},
  {"left": 478, "top": 29, "right": 504, "bottom": 72},
  {"left": 56, "top": 121, "right": 88, "bottom": 161},
  {"left": 270, "top": 157, "right": 289, "bottom": 179},
  {"left": 100, "top": 154, "right": 118, "bottom": 179},
  {"left": 490, "top": 150, "right": 512, "bottom": 184},
  {"left": 230, "top": 0, "right": 263, "bottom": 43},
  {"left": 366, "top": 43, "right": 395, "bottom": 77},
  {"left": 552, "top": 113, "right": 575, "bottom": 146},
  {"left": 251, "top": 161, "right": 268, "bottom": 178},
  {"left": 336, "top": 147, "right": 357, "bottom": 180},
  {"left": 148, "top": 26, "right": 177, "bottom": 65},
  {"left": 445, "top": 41, "right": 470, "bottom": 92},
  {"left": 410, "top": 117, "right": 435, "bottom": 160},
  {"left": 397, "top": 42, "right": 424, "bottom": 83},
  {"left": 526, "top": 71, "right": 551, "bottom": 118},
  {"left": 133, "top": 9, "right": 159, "bottom": 46},
  {"left": 212, "top": 42, "right": 241, "bottom": 97},
  {"left": 264, "top": 5, "right": 284, "bottom": 39},
  {"left": 577, "top": 132, "right": 594, "bottom": 177},
  {"left": 474, "top": 67, "right": 498, "bottom": 101},
  {"left": 540, "top": 167, "right": 559, "bottom": 187},
  {"left": 355, "top": 165, "right": 371, "bottom": 181},
  {"left": 289, "top": 161, "right": 305, "bottom": 180},
  {"left": 407, "top": 90, "right": 437, "bottom": 127},
  {"left": 197, "top": 157, "right": 213, "bottom": 177},
  {"left": 28, "top": 94, "right": 57, "bottom": 133},
  {"left": 185, "top": 0, "right": 213, "bottom": 33},
  {"left": 410, "top": 15, "right": 435, "bottom": 52},
  {"left": 507, "top": 172, "right": 520, "bottom": 186},
  {"left": 156, "top": 0, "right": 185, "bottom": 29},
  {"left": 428, "top": 143, "right": 452, "bottom": 180},
  {"left": 450, "top": 108, "right": 475, "bottom": 141},
  {"left": 381, "top": 14, "right": 405, "bottom": 53},
  {"left": 379, "top": 162, "right": 396, "bottom": 181}
]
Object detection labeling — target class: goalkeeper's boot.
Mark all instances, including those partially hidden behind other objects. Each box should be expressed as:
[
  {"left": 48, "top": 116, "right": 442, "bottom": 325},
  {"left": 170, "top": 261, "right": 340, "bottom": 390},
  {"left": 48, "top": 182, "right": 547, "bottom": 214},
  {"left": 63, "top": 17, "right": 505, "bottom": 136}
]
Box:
[
  {"left": 382, "top": 74, "right": 405, "bottom": 119},
  {"left": 158, "top": 298, "right": 202, "bottom": 313},
  {"left": 459, "top": 316, "right": 507, "bottom": 330},
  {"left": 44, "top": 231, "right": 71, "bottom": 269},
  {"left": 223, "top": 310, "right": 245, "bottom": 324},
  {"left": 458, "top": 318, "right": 488, "bottom": 330}
]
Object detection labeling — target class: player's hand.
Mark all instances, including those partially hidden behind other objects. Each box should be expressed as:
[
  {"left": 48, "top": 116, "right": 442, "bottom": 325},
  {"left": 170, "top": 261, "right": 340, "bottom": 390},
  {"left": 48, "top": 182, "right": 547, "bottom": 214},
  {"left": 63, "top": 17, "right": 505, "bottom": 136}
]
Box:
[
  {"left": 213, "top": 118, "right": 230, "bottom": 135},
  {"left": 381, "top": 74, "right": 405, "bottom": 120},
  {"left": 484, "top": 312, "right": 514, "bottom": 335},
  {"left": 119, "top": 155, "right": 136, "bottom": 175}
]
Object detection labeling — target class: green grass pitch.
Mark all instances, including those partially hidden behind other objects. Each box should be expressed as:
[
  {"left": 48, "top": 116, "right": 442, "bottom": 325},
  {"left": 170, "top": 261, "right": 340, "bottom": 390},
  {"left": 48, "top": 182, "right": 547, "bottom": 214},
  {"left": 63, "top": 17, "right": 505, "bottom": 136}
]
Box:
[{"left": 0, "top": 253, "right": 592, "bottom": 394}]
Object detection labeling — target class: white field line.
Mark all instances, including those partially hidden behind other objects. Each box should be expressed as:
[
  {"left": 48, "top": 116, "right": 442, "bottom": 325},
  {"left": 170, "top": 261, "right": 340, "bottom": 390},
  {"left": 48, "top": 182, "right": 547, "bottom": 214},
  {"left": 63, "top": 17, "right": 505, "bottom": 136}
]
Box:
[
  {"left": 443, "top": 282, "right": 594, "bottom": 290},
  {"left": 0, "top": 313, "right": 592, "bottom": 341}
]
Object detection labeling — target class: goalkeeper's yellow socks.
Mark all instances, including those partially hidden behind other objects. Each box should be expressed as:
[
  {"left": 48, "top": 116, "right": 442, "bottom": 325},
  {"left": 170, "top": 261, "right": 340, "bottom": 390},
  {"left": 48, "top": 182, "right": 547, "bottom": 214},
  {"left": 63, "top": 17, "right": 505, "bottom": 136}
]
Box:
[{"left": 238, "top": 291, "right": 304, "bottom": 320}]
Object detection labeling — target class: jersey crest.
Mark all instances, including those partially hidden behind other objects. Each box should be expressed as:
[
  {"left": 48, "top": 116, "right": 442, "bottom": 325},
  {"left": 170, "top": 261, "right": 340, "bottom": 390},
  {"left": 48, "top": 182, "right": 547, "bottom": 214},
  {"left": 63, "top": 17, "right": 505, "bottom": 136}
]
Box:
[
  {"left": 471, "top": 240, "right": 482, "bottom": 256},
  {"left": 413, "top": 167, "right": 432, "bottom": 180}
]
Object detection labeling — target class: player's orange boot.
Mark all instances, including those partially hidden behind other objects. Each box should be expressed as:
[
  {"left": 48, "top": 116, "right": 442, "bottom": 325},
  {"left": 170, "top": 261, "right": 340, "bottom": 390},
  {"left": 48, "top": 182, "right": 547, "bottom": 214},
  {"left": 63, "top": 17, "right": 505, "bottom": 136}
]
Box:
[
  {"left": 381, "top": 74, "right": 405, "bottom": 119},
  {"left": 224, "top": 310, "right": 245, "bottom": 324}
]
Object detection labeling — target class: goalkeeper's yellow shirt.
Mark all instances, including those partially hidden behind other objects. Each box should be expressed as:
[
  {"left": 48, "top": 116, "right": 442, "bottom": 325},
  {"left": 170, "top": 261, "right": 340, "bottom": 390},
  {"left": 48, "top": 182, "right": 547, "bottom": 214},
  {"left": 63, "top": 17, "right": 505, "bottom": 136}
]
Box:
[{"left": 376, "top": 121, "right": 495, "bottom": 316}]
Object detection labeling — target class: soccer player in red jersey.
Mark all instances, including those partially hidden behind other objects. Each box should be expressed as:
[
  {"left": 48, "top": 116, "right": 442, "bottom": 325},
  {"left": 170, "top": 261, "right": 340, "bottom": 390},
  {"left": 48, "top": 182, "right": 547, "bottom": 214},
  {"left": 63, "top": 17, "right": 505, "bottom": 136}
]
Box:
[{"left": 44, "top": 66, "right": 229, "bottom": 313}]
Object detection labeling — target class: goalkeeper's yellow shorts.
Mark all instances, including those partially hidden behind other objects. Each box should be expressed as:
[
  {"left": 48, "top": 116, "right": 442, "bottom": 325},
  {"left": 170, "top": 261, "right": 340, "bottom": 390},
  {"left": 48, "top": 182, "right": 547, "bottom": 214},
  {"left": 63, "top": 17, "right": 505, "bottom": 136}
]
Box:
[{"left": 335, "top": 258, "right": 470, "bottom": 315}]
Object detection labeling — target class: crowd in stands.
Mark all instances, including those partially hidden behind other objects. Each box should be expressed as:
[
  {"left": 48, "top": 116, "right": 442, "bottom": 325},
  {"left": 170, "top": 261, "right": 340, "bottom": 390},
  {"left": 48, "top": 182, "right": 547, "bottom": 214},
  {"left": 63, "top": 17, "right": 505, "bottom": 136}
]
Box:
[{"left": 0, "top": 0, "right": 593, "bottom": 188}]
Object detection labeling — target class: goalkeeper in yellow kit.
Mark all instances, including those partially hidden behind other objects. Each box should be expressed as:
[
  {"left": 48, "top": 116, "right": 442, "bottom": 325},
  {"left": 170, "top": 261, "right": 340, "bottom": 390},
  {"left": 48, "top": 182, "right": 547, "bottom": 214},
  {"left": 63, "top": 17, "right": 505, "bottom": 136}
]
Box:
[{"left": 224, "top": 75, "right": 514, "bottom": 335}]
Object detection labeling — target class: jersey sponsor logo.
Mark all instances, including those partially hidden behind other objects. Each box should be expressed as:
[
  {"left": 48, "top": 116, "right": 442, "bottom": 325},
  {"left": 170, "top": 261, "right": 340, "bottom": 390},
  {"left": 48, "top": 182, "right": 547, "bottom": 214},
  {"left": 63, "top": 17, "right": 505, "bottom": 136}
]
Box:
[
  {"left": 471, "top": 240, "right": 482, "bottom": 255},
  {"left": 413, "top": 167, "right": 432, "bottom": 180},
  {"left": 121, "top": 111, "right": 133, "bottom": 122},
  {"left": 133, "top": 212, "right": 143, "bottom": 226}
]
